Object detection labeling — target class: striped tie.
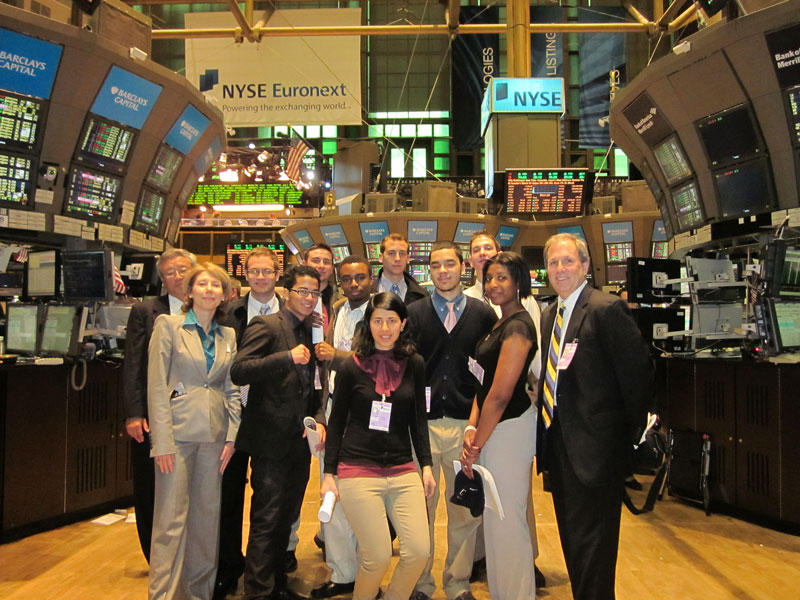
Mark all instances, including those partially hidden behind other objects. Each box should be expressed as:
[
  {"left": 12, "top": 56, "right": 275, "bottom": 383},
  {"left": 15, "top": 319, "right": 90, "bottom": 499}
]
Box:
[{"left": 542, "top": 302, "right": 565, "bottom": 429}]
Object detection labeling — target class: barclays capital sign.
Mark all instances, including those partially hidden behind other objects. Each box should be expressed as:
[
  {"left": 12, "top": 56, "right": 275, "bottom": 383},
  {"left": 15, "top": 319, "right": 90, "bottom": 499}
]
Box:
[{"left": 481, "top": 77, "right": 565, "bottom": 132}]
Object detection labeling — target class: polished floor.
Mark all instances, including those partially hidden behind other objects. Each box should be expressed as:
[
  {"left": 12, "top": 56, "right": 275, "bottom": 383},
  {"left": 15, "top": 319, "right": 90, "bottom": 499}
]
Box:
[{"left": 1, "top": 459, "right": 799, "bottom": 599}]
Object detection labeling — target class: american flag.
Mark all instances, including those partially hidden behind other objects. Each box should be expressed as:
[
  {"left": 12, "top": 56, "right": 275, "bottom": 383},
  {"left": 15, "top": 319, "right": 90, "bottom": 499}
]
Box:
[
  {"left": 113, "top": 265, "right": 127, "bottom": 295},
  {"left": 12, "top": 247, "right": 28, "bottom": 263},
  {"left": 285, "top": 138, "right": 311, "bottom": 182}
]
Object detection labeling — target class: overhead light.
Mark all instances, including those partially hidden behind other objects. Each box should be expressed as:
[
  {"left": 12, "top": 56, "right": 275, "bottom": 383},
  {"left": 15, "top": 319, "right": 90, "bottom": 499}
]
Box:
[
  {"left": 212, "top": 204, "right": 288, "bottom": 212},
  {"left": 219, "top": 168, "right": 239, "bottom": 182},
  {"left": 306, "top": 171, "right": 315, "bottom": 180},
  {"left": 257, "top": 151, "right": 269, "bottom": 163},
  {"left": 198, "top": 205, "right": 208, "bottom": 212},
  {"left": 248, "top": 142, "right": 256, "bottom": 149}
]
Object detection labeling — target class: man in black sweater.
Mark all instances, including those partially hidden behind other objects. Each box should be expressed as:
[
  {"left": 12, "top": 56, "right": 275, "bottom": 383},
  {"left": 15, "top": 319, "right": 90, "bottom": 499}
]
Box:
[{"left": 406, "top": 241, "right": 497, "bottom": 600}]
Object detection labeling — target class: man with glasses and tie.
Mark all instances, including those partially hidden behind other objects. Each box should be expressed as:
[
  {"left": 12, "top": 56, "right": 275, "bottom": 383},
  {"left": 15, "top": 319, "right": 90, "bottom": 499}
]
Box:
[
  {"left": 536, "top": 233, "right": 653, "bottom": 600},
  {"left": 406, "top": 241, "right": 496, "bottom": 600},
  {"left": 215, "top": 246, "right": 283, "bottom": 599},
  {"left": 232, "top": 265, "right": 326, "bottom": 600},
  {"left": 375, "top": 233, "right": 428, "bottom": 305}
]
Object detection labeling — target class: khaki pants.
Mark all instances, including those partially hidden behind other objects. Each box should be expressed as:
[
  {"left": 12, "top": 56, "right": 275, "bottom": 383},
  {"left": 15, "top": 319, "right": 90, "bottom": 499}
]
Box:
[{"left": 339, "top": 472, "right": 430, "bottom": 600}]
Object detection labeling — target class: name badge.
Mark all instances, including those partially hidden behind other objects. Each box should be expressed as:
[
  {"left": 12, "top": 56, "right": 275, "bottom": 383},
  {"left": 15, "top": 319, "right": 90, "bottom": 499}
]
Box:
[
  {"left": 340, "top": 338, "right": 352, "bottom": 352},
  {"left": 468, "top": 357, "right": 484, "bottom": 385},
  {"left": 314, "top": 366, "right": 323, "bottom": 390},
  {"left": 425, "top": 386, "right": 431, "bottom": 413},
  {"left": 369, "top": 395, "right": 392, "bottom": 431},
  {"left": 557, "top": 343, "right": 578, "bottom": 370}
]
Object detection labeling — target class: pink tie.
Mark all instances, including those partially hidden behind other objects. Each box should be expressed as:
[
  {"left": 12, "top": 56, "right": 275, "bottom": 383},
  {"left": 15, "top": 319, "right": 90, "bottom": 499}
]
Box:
[{"left": 444, "top": 301, "right": 457, "bottom": 333}]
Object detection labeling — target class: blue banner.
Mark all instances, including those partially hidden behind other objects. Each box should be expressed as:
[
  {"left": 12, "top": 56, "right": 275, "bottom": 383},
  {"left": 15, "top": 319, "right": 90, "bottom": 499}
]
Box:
[
  {"left": 90, "top": 66, "right": 162, "bottom": 129},
  {"left": 453, "top": 221, "right": 486, "bottom": 244},
  {"left": 496, "top": 225, "right": 519, "bottom": 248},
  {"left": 602, "top": 221, "right": 633, "bottom": 244},
  {"left": 194, "top": 136, "right": 221, "bottom": 176},
  {"left": 165, "top": 105, "right": 210, "bottom": 155},
  {"left": 530, "top": 6, "right": 564, "bottom": 78},
  {"left": 408, "top": 220, "right": 438, "bottom": 242},
  {"left": 652, "top": 220, "right": 667, "bottom": 241},
  {"left": 359, "top": 221, "right": 389, "bottom": 243},
  {"left": 321, "top": 224, "right": 347, "bottom": 246},
  {"left": 294, "top": 229, "right": 314, "bottom": 249},
  {"left": 0, "top": 29, "right": 63, "bottom": 99}
]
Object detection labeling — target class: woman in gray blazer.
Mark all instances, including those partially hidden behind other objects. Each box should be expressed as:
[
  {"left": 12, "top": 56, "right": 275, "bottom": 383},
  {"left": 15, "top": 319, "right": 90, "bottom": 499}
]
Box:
[{"left": 147, "top": 262, "right": 241, "bottom": 600}]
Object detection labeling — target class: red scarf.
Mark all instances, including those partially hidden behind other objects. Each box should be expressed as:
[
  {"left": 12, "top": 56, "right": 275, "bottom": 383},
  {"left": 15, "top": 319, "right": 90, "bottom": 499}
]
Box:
[{"left": 354, "top": 350, "right": 408, "bottom": 395}]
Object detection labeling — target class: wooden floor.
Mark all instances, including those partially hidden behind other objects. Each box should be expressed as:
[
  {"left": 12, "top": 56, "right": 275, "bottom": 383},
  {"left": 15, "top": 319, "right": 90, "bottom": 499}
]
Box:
[{"left": 2, "top": 460, "right": 800, "bottom": 599}]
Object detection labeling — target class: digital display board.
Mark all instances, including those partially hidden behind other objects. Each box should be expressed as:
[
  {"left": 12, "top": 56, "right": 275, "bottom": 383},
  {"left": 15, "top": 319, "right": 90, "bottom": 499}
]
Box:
[
  {"left": 146, "top": 144, "right": 183, "bottom": 191},
  {"left": 76, "top": 115, "right": 136, "bottom": 173},
  {"left": 226, "top": 242, "right": 286, "bottom": 279},
  {"left": 652, "top": 241, "right": 669, "bottom": 259},
  {"left": 133, "top": 188, "right": 166, "bottom": 235},
  {"left": 671, "top": 180, "right": 705, "bottom": 231},
  {"left": 714, "top": 157, "right": 775, "bottom": 219},
  {"left": 64, "top": 165, "right": 122, "bottom": 222},
  {"left": 365, "top": 243, "right": 381, "bottom": 261},
  {"left": 696, "top": 104, "right": 765, "bottom": 168},
  {"left": 653, "top": 134, "right": 692, "bottom": 186},
  {"left": 0, "top": 150, "right": 35, "bottom": 208},
  {"left": 606, "top": 242, "right": 633, "bottom": 263},
  {"left": 409, "top": 241, "right": 434, "bottom": 262},
  {"left": 786, "top": 86, "right": 800, "bottom": 148},
  {"left": 505, "top": 169, "right": 590, "bottom": 214},
  {"left": 188, "top": 182, "right": 304, "bottom": 205},
  {"left": 0, "top": 91, "right": 45, "bottom": 152},
  {"left": 331, "top": 245, "right": 350, "bottom": 263}
]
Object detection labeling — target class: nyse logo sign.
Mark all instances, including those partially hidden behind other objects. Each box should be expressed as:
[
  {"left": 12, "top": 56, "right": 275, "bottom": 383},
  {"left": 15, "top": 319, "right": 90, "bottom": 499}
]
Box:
[{"left": 489, "top": 78, "right": 565, "bottom": 115}]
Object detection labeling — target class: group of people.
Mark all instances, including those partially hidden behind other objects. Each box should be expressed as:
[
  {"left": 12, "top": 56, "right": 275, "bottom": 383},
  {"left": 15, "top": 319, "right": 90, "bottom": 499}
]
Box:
[{"left": 123, "top": 229, "right": 654, "bottom": 600}]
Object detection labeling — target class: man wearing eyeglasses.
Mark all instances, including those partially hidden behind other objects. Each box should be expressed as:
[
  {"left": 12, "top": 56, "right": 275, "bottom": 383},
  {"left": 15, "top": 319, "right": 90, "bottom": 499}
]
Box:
[
  {"left": 233, "top": 265, "right": 327, "bottom": 600},
  {"left": 215, "top": 246, "right": 283, "bottom": 599},
  {"left": 123, "top": 248, "right": 197, "bottom": 564}
]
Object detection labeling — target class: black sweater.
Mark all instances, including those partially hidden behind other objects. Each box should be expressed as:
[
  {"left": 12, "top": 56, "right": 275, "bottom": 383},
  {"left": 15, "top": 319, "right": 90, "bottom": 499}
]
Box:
[
  {"left": 407, "top": 296, "right": 497, "bottom": 420},
  {"left": 324, "top": 353, "right": 432, "bottom": 474}
]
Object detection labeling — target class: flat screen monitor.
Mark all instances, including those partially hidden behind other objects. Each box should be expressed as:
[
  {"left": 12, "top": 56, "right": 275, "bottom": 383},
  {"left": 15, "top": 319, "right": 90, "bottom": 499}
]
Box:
[
  {"left": 606, "top": 242, "right": 633, "bottom": 263},
  {"left": 686, "top": 257, "right": 745, "bottom": 303},
  {"left": 606, "top": 263, "right": 628, "bottom": 285},
  {"left": 96, "top": 303, "right": 132, "bottom": 335},
  {"left": 75, "top": 114, "right": 136, "bottom": 173},
  {"left": 670, "top": 180, "right": 705, "bottom": 232},
  {"left": 696, "top": 104, "right": 765, "bottom": 168},
  {"left": 656, "top": 195, "right": 676, "bottom": 240},
  {"left": 530, "top": 268, "right": 549, "bottom": 288},
  {"left": 764, "top": 239, "right": 800, "bottom": 298},
  {"left": 627, "top": 257, "right": 682, "bottom": 304},
  {"left": 785, "top": 85, "right": 800, "bottom": 148},
  {"left": 64, "top": 165, "right": 122, "bottom": 223},
  {"left": 409, "top": 263, "right": 430, "bottom": 283},
  {"left": 146, "top": 144, "right": 184, "bottom": 192},
  {"left": 692, "top": 303, "right": 744, "bottom": 337},
  {"left": 61, "top": 249, "right": 114, "bottom": 302},
  {"left": 225, "top": 243, "right": 286, "bottom": 279},
  {"left": 25, "top": 250, "right": 59, "bottom": 298},
  {"left": 652, "top": 241, "right": 669, "bottom": 259},
  {"left": 714, "top": 157, "right": 775, "bottom": 219},
  {"left": 765, "top": 299, "right": 800, "bottom": 352},
  {"left": 40, "top": 304, "right": 81, "bottom": 356},
  {"left": 505, "top": 169, "right": 592, "bottom": 215},
  {"left": 331, "top": 245, "right": 350, "bottom": 264},
  {"left": 133, "top": 188, "right": 166, "bottom": 235},
  {"left": 0, "top": 149, "right": 36, "bottom": 209},
  {"left": 653, "top": 134, "right": 692, "bottom": 186},
  {"left": 639, "top": 160, "right": 663, "bottom": 199},
  {"left": 0, "top": 91, "right": 46, "bottom": 152},
  {"left": 631, "top": 306, "right": 687, "bottom": 352},
  {"left": 408, "top": 242, "right": 433, "bottom": 262},
  {"left": 365, "top": 242, "right": 381, "bottom": 261},
  {"left": 6, "top": 303, "right": 40, "bottom": 355}
]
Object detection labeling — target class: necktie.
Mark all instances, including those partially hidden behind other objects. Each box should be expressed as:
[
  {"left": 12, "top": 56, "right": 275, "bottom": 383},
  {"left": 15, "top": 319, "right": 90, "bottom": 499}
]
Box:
[
  {"left": 542, "top": 302, "right": 565, "bottom": 429},
  {"left": 259, "top": 303, "right": 270, "bottom": 315},
  {"left": 390, "top": 283, "right": 400, "bottom": 296},
  {"left": 444, "top": 301, "right": 457, "bottom": 333}
]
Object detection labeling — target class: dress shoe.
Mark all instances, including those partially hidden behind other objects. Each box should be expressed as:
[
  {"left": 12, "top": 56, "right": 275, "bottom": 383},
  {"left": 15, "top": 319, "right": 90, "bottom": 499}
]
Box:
[
  {"left": 283, "top": 550, "right": 298, "bottom": 573},
  {"left": 534, "top": 564, "right": 546, "bottom": 588},
  {"left": 269, "top": 587, "right": 309, "bottom": 600},
  {"left": 212, "top": 573, "right": 240, "bottom": 600},
  {"left": 310, "top": 580, "right": 355, "bottom": 598},
  {"left": 469, "top": 557, "right": 486, "bottom": 583}
]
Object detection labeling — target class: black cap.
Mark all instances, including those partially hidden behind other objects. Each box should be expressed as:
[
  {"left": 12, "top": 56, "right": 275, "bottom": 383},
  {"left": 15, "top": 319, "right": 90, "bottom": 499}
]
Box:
[{"left": 449, "top": 469, "right": 484, "bottom": 517}]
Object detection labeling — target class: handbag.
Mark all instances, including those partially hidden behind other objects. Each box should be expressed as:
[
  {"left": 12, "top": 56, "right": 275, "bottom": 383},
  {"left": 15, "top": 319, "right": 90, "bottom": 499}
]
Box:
[{"left": 623, "top": 423, "right": 668, "bottom": 515}]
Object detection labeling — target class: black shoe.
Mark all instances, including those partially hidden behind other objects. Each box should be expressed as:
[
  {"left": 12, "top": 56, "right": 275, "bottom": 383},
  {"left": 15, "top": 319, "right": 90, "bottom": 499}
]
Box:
[
  {"left": 310, "top": 581, "right": 355, "bottom": 599},
  {"left": 213, "top": 571, "right": 241, "bottom": 600},
  {"left": 469, "top": 557, "right": 486, "bottom": 583},
  {"left": 534, "top": 564, "right": 546, "bottom": 588},
  {"left": 270, "top": 588, "right": 309, "bottom": 600},
  {"left": 283, "top": 550, "right": 298, "bottom": 573},
  {"left": 625, "top": 476, "right": 643, "bottom": 491}
]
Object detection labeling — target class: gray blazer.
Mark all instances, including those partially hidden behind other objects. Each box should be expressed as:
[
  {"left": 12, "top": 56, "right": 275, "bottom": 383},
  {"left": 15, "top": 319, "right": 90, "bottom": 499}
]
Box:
[{"left": 147, "top": 313, "right": 241, "bottom": 457}]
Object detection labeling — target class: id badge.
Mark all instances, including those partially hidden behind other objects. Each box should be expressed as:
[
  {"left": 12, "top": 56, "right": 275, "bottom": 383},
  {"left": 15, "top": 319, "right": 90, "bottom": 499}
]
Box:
[
  {"left": 369, "top": 395, "right": 392, "bottom": 431},
  {"left": 340, "top": 337, "right": 352, "bottom": 351},
  {"left": 557, "top": 343, "right": 578, "bottom": 370},
  {"left": 314, "top": 366, "right": 323, "bottom": 390},
  {"left": 468, "top": 357, "right": 484, "bottom": 385},
  {"left": 425, "top": 386, "right": 431, "bottom": 413}
]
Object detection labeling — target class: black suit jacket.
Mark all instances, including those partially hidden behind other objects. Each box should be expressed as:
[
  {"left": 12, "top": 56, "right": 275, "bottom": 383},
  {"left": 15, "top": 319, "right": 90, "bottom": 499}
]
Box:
[
  {"left": 231, "top": 309, "right": 324, "bottom": 460},
  {"left": 536, "top": 285, "right": 653, "bottom": 487},
  {"left": 123, "top": 295, "right": 171, "bottom": 420}
]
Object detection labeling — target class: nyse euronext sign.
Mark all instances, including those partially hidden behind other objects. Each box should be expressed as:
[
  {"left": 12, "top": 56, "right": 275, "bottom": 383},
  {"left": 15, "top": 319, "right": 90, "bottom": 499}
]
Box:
[{"left": 481, "top": 77, "right": 565, "bottom": 133}]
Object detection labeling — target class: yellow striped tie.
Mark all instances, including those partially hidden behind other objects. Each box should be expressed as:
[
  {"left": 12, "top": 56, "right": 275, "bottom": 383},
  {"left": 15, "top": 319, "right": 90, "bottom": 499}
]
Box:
[{"left": 542, "top": 302, "right": 564, "bottom": 428}]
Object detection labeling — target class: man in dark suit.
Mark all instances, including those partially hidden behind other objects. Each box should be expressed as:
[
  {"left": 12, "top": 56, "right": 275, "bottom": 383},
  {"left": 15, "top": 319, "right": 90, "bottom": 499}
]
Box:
[
  {"left": 215, "top": 246, "right": 283, "bottom": 599},
  {"left": 123, "top": 248, "right": 196, "bottom": 563},
  {"left": 537, "top": 233, "right": 653, "bottom": 600},
  {"left": 232, "top": 264, "right": 326, "bottom": 600},
  {"left": 373, "top": 233, "right": 428, "bottom": 305}
]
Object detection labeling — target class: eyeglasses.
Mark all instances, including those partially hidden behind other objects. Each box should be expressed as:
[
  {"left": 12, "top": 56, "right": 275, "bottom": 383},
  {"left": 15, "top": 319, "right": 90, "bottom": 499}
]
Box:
[
  {"left": 291, "top": 288, "right": 321, "bottom": 299},
  {"left": 162, "top": 267, "right": 189, "bottom": 278},
  {"left": 247, "top": 268, "right": 276, "bottom": 277}
]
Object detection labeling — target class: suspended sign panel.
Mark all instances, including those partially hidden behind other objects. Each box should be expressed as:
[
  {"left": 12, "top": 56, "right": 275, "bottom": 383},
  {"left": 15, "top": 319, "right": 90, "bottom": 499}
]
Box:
[{"left": 185, "top": 9, "right": 362, "bottom": 126}]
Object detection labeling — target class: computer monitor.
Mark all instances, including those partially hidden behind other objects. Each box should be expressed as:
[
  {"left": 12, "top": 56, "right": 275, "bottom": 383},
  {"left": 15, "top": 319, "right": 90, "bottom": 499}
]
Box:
[
  {"left": 696, "top": 104, "right": 765, "bottom": 168},
  {"left": 713, "top": 157, "right": 775, "bottom": 219},
  {"left": 626, "top": 257, "right": 682, "bottom": 304},
  {"left": 652, "top": 241, "right": 669, "bottom": 259},
  {"left": 783, "top": 85, "right": 800, "bottom": 148},
  {"left": 631, "top": 306, "right": 688, "bottom": 352},
  {"left": 63, "top": 165, "right": 123, "bottom": 223},
  {"left": 670, "top": 180, "right": 705, "bottom": 232},
  {"left": 95, "top": 303, "right": 133, "bottom": 336},
  {"left": 39, "top": 304, "right": 82, "bottom": 357},
  {"left": 0, "top": 90, "right": 47, "bottom": 152},
  {"left": 409, "top": 263, "right": 431, "bottom": 283},
  {"left": 331, "top": 245, "right": 350, "bottom": 264},
  {"left": 226, "top": 243, "right": 286, "bottom": 279},
  {"left": 145, "top": 143, "right": 184, "bottom": 192},
  {"left": 133, "top": 188, "right": 166, "bottom": 235},
  {"left": 5, "top": 303, "right": 41, "bottom": 355},
  {"left": 686, "top": 257, "right": 745, "bottom": 304},
  {"left": 364, "top": 243, "right": 381, "bottom": 261},
  {"left": 692, "top": 303, "right": 745, "bottom": 338},
  {"left": 763, "top": 239, "right": 800, "bottom": 298},
  {"left": 505, "top": 169, "right": 592, "bottom": 215},
  {"left": 0, "top": 149, "right": 36, "bottom": 210},
  {"left": 25, "top": 250, "right": 59, "bottom": 299},
  {"left": 606, "top": 242, "right": 633, "bottom": 264},
  {"left": 763, "top": 298, "right": 800, "bottom": 353},
  {"left": 74, "top": 114, "right": 136, "bottom": 174},
  {"left": 653, "top": 134, "right": 692, "bottom": 186},
  {"left": 61, "top": 249, "right": 115, "bottom": 302}
]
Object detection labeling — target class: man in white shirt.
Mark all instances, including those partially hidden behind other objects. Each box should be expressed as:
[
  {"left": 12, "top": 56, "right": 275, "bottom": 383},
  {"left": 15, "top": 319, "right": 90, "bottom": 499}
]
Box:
[{"left": 463, "top": 230, "right": 545, "bottom": 588}]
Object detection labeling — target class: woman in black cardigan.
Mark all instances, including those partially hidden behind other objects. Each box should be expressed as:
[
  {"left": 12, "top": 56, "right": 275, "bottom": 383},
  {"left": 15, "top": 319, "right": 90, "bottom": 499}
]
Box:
[{"left": 321, "top": 292, "right": 435, "bottom": 600}]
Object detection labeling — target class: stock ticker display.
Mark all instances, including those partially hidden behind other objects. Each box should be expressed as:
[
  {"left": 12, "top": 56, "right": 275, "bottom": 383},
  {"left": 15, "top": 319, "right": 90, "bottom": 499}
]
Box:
[
  {"left": 505, "top": 169, "right": 587, "bottom": 214},
  {"left": 0, "top": 92, "right": 43, "bottom": 151},
  {"left": 0, "top": 151, "right": 33, "bottom": 207}
]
